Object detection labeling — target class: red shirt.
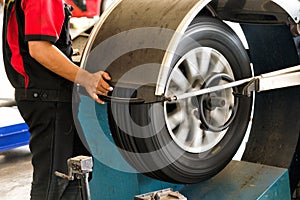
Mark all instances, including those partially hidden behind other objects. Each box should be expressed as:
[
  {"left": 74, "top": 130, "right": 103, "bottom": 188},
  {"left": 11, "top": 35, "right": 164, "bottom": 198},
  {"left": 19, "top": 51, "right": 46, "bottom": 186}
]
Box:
[
  {"left": 22, "top": 0, "right": 65, "bottom": 42},
  {"left": 3, "top": 0, "right": 73, "bottom": 90}
]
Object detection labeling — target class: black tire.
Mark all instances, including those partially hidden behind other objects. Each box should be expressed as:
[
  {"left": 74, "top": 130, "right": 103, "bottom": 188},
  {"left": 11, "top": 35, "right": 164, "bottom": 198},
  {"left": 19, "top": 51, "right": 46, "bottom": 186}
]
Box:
[{"left": 107, "top": 16, "right": 253, "bottom": 183}]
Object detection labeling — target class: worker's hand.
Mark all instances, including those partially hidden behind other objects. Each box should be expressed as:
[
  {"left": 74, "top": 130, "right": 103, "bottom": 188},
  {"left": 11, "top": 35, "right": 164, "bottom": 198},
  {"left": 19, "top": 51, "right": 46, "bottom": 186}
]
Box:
[
  {"left": 27, "top": 41, "right": 113, "bottom": 104},
  {"left": 79, "top": 70, "right": 113, "bottom": 104},
  {"left": 90, "top": 71, "right": 113, "bottom": 104}
]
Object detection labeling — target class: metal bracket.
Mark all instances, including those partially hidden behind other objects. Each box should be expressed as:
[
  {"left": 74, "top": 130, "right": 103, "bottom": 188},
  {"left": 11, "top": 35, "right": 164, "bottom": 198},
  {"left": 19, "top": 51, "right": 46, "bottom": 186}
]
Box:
[
  {"left": 243, "top": 65, "right": 300, "bottom": 96},
  {"left": 242, "top": 78, "right": 259, "bottom": 97},
  {"left": 134, "top": 188, "right": 187, "bottom": 200}
]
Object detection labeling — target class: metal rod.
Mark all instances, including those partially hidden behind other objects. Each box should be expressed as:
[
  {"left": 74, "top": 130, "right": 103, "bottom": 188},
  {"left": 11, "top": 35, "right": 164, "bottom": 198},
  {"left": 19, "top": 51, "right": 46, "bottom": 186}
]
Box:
[
  {"left": 167, "top": 77, "right": 253, "bottom": 101},
  {"left": 257, "top": 71, "right": 300, "bottom": 92},
  {"left": 166, "top": 65, "right": 300, "bottom": 102},
  {"left": 79, "top": 174, "right": 91, "bottom": 200},
  {"left": 259, "top": 65, "right": 300, "bottom": 78},
  {"left": 0, "top": 99, "right": 17, "bottom": 107}
]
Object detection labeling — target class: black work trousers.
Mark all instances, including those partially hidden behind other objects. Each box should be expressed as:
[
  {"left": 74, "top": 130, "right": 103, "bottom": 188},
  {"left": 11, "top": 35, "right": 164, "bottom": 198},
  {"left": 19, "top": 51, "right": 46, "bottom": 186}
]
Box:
[{"left": 17, "top": 99, "right": 91, "bottom": 200}]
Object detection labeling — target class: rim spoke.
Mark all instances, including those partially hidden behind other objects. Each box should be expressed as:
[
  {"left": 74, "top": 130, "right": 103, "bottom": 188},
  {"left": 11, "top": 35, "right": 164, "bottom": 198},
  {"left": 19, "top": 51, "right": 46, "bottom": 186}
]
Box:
[
  {"left": 211, "top": 59, "right": 225, "bottom": 73},
  {"left": 171, "top": 68, "right": 191, "bottom": 92},
  {"left": 198, "top": 49, "right": 211, "bottom": 78},
  {"left": 210, "top": 108, "right": 227, "bottom": 127},
  {"left": 204, "top": 131, "right": 219, "bottom": 145},
  {"left": 190, "top": 116, "right": 203, "bottom": 148},
  {"left": 167, "top": 108, "right": 186, "bottom": 130},
  {"left": 175, "top": 119, "right": 190, "bottom": 143},
  {"left": 183, "top": 51, "right": 200, "bottom": 81}
]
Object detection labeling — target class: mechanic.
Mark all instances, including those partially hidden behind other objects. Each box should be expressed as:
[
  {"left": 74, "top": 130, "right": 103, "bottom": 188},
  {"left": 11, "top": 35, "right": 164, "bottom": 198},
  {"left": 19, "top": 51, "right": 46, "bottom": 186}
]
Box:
[{"left": 2, "top": 0, "right": 113, "bottom": 199}]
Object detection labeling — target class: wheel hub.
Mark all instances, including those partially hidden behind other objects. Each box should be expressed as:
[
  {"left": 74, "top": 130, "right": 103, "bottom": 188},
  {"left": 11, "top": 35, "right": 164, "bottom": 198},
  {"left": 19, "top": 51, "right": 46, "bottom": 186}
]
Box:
[{"left": 198, "top": 73, "right": 238, "bottom": 132}]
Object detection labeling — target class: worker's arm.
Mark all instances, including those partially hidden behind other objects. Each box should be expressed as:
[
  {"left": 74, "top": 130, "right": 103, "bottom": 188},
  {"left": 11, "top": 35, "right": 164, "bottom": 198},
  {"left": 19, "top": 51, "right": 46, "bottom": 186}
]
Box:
[{"left": 28, "top": 40, "right": 113, "bottom": 104}]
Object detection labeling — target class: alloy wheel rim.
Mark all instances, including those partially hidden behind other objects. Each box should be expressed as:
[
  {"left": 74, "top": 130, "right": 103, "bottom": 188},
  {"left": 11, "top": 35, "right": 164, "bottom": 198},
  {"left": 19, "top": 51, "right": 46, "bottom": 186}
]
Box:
[{"left": 164, "top": 47, "right": 237, "bottom": 153}]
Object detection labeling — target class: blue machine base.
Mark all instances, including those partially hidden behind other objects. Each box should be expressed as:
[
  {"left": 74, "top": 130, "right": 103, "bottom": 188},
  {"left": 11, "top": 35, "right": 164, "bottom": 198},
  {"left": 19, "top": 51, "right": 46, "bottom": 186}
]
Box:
[
  {"left": 78, "top": 95, "right": 291, "bottom": 200},
  {"left": 180, "top": 160, "right": 291, "bottom": 200},
  {"left": 89, "top": 160, "right": 290, "bottom": 200}
]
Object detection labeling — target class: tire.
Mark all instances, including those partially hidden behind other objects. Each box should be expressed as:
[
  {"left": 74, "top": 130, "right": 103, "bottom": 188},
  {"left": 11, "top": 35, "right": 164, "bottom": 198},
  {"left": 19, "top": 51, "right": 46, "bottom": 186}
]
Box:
[{"left": 107, "top": 16, "right": 253, "bottom": 183}]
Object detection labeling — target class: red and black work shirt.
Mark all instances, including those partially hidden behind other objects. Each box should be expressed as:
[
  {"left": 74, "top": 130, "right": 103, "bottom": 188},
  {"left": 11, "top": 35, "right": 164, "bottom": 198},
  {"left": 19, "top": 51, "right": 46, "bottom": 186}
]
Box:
[{"left": 2, "top": 0, "right": 73, "bottom": 91}]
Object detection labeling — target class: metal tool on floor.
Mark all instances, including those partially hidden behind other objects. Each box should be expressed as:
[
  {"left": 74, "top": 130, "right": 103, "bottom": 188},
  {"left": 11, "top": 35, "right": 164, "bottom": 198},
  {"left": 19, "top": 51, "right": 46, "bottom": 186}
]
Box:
[
  {"left": 55, "top": 156, "right": 93, "bottom": 200},
  {"left": 134, "top": 188, "right": 187, "bottom": 200}
]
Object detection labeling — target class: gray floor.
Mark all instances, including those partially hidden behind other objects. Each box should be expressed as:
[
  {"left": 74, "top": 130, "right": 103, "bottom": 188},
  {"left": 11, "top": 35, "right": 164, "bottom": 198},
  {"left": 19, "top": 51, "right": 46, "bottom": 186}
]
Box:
[{"left": 0, "top": 146, "right": 32, "bottom": 200}]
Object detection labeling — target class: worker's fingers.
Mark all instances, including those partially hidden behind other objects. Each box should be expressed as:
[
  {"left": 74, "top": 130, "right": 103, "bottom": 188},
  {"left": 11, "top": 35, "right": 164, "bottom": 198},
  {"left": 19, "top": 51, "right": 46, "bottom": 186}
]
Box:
[
  {"left": 96, "top": 88, "right": 109, "bottom": 96},
  {"left": 101, "top": 71, "right": 112, "bottom": 81},
  {"left": 92, "top": 93, "right": 105, "bottom": 105},
  {"left": 97, "top": 74, "right": 113, "bottom": 93},
  {"left": 97, "top": 80, "right": 113, "bottom": 92},
  {"left": 86, "top": 71, "right": 113, "bottom": 104}
]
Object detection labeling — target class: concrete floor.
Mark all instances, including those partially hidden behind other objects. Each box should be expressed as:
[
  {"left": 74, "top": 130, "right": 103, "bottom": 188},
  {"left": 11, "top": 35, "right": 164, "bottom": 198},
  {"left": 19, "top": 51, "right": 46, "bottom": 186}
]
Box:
[{"left": 0, "top": 145, "right": 32, "bottom": 200}]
